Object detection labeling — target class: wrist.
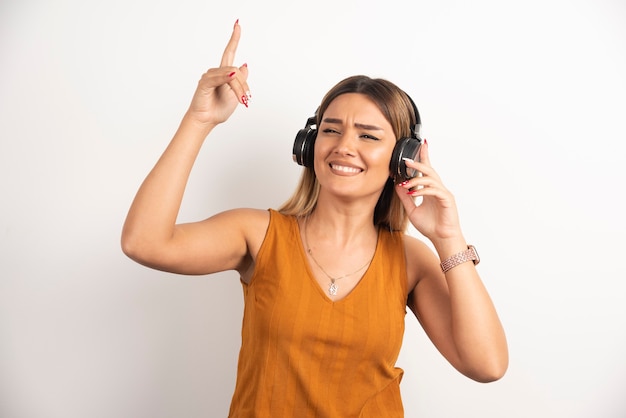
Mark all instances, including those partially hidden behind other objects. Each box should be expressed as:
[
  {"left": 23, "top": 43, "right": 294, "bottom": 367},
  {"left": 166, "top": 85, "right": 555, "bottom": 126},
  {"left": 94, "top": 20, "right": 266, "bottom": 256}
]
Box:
[
  {"left": 181, "top": 111, "right": 219, "bottom": 134},
  {"left": 439, "top": 245, "right": 480, "bottom": 273},
  {"left": 430, "top": 234, "right": 468, "bottom": 258}
]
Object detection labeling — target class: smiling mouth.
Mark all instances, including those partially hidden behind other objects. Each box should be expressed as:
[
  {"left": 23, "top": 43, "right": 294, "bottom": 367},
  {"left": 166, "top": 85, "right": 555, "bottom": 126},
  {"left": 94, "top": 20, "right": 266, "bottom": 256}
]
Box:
[{"left": 330, "top": 163, "right": 363, "bottom": 174}]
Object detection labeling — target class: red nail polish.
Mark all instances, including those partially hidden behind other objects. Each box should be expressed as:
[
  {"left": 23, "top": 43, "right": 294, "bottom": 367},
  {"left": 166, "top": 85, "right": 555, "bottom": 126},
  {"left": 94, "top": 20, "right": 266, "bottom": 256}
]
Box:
[
  {"left": 234, "top": 19, "right": 239, "bottom": 28},
  {"left": 424, "top": 138, "right": 428, "bottom": 145},
  {"left": 241, "top": 95, "right": 249, "bottom": 108},
  {"left": 228, "top": 71, "right": 236, "bottom": 78},
  {"left": 242, "top": 63, "right": 248, "bottom": 68}
]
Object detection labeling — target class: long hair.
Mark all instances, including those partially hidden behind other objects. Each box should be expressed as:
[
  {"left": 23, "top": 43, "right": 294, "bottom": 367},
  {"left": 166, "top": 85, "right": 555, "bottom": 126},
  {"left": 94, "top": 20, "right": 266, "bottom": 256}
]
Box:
[{"left": 278, "top": 75, "right": 417, "bottom": 231}]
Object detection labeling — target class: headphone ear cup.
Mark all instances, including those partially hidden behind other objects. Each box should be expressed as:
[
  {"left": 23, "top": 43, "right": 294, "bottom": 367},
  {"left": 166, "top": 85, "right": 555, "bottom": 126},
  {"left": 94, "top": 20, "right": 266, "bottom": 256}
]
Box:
[
  {"left": 390, "top": 137, "right": 421, "bottom": 182},
  {"left": 293, "top": 126, "right": 317, "bottom": 167}
]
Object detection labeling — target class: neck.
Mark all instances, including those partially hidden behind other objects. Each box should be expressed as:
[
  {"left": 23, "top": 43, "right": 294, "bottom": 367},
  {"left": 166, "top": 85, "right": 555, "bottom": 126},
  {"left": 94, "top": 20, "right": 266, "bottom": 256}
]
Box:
[
  {"left": 304, "top": 205, "right": 377, "bottom": 248},
  {"left": 313, "top": 180, "right": 384, "bottom": 226}
]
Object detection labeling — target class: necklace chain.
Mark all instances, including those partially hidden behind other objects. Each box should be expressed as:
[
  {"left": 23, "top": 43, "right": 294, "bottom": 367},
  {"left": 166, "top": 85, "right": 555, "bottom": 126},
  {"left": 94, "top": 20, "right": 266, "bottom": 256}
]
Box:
[{"left": 303, "top": 215, "right": 374, "bottom": 296}]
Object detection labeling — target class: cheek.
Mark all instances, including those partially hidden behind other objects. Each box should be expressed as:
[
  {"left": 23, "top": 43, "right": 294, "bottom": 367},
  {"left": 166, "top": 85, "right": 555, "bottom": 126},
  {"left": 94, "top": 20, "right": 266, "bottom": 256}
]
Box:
[
  {"left": 312, "top": 142, "right": 327, "bottom": 171},
  {"left": 313, "top": 137, "right": 331, "bottom": 158},
  {"left": 312, "top": 140, "right": 331, "bottom": 174},
  {"left": 369, "top": 146, "right": 395, "bottom": 170}
]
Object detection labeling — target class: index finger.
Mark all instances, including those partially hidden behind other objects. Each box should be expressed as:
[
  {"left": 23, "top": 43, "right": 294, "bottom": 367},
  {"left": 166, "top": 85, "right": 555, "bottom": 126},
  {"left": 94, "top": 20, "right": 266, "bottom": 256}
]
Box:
[{"left": 220, "top": 20, "right": 241, "bottom": 67}]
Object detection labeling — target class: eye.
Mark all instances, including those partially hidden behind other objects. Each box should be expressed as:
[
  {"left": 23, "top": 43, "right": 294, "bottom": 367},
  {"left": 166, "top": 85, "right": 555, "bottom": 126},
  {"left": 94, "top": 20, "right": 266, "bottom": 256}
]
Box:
[
  {"left": 322, "top": 128, "right": 340, "bottom": 135},
  {"left": 361, "top": 134, "right": 380, "bottom": 141}
]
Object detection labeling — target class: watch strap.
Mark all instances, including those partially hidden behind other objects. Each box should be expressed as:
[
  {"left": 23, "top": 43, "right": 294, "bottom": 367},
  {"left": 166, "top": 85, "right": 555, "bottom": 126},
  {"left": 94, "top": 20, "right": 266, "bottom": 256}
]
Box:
[{"left": 440, "top": 245, "right": 480, "bottom": 273}]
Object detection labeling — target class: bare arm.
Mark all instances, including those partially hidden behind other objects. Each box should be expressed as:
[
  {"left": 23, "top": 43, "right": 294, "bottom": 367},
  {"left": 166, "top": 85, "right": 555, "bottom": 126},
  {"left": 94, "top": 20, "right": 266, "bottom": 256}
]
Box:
[
  {"left": 398, "top": 141, "right": 508, "bottom": 382},
  {"left": 404, "top": 237, "right": 508, "bottom": 382},
  {"left": 121, "top": 21, "right": 262, "bottom": 276}
]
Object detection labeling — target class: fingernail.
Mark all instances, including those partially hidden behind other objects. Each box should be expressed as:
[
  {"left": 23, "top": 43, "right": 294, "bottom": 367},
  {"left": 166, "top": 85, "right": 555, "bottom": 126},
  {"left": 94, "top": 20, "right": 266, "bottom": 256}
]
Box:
[
  {"left": 228, "top": 71, "right": 236, "bottom": 78},
  {"left": 241, "top": 95, "right": 249, "bottom": 108},
  {"left": 245, "top": 90, "right": 252, "bottom": 100},
  {"left": 400, "top": 180, "right": 409, "bottom": 186},
  {"left": 424, "top": 138, "right": 428, "bottom": 145},
  {"left": 234, "top": 19, "right": 239, "bottom": 28},
  {"left": 242, "top": 63, "right": 248, "bottom": 68},
  {"left": 402, "top": 158, "right": 414, "bottom": 163}
]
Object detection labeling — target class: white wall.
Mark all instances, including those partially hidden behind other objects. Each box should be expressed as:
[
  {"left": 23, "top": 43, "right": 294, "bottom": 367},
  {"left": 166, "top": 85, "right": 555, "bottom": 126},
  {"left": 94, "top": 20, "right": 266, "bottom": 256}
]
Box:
[{"left": 1, "top": 0, "right": 625, "bottom": 417}]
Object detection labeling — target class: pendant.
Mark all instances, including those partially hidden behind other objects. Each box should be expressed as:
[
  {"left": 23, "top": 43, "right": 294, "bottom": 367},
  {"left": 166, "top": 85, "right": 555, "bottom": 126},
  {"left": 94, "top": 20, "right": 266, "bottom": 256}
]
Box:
[{"left": 329, "top": 280, "right": 338, "bottom": 296}]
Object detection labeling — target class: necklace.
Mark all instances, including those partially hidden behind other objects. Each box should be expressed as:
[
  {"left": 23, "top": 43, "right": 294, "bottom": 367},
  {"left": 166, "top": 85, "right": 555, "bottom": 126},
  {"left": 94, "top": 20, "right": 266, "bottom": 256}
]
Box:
[{"left": 302, "top": 215, "right": 375, "bottom": 296}]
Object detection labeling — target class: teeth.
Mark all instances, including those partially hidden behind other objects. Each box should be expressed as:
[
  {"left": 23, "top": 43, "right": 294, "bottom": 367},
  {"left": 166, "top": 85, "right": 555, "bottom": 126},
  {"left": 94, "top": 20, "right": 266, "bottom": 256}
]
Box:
[{"left": 331, "top": 164, "right": 361, "bottom": 174}]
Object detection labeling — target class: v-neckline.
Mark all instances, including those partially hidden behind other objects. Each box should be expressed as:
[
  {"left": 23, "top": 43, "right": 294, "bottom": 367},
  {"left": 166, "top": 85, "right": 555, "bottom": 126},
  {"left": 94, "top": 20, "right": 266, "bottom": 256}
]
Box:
[{"left": 295, "top": 216, "right": 381, "bottom": 304}]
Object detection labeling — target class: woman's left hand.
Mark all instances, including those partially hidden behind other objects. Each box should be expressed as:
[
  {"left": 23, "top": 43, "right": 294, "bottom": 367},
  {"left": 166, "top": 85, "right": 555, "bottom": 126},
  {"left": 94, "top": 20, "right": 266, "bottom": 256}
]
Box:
[{"left": 394, "top": 140, "right": 463, "bottom": 242}]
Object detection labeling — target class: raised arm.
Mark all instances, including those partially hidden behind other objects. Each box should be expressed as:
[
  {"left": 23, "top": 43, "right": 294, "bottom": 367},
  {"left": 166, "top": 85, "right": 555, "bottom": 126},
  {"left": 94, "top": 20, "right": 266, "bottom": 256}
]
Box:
[
  {"left": 121, "top": 21, "right": 264, "bottom": 276},
  {"left": 397, "top": 140, "right": 509, "bottom": 383}
]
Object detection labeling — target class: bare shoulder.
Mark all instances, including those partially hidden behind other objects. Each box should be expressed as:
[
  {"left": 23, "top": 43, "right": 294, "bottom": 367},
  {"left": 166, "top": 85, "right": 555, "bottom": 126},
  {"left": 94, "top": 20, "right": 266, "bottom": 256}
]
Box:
[
  {"left": 157, "top": 208, "right": 270, "bottom": 276},
  {"left": 211, "top": 207, "right": 270, "bottom": 226},
  {"left": 230, "top": 207, "right": 270, "bottom": 250},
  {"left": 402, "top": 234, "right": 441, "bottom": 292},
  {"left": 213, "top": 208, "right": 270, "bottom": 281},
  {"left": 205, "top": 208, "right": 270, "bottom": 254}
]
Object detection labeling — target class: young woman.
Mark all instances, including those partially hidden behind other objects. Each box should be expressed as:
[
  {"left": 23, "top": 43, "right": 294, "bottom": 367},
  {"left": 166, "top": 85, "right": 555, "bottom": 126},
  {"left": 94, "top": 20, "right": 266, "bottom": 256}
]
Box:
[{"left": 121, "top": 20, "right": 508, "bottom": 417}]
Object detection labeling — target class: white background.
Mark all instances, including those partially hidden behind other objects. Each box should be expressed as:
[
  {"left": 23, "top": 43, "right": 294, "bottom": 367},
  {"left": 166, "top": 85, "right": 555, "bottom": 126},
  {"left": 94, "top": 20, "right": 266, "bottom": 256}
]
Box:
[{"left": 1, "top": 0, "right": 625, "bottom": 417}]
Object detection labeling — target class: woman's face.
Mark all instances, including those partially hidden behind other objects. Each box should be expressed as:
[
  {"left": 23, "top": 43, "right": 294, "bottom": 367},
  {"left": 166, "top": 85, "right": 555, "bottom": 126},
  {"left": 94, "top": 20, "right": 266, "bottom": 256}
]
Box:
[{"left": 314, "top": 93, "right": 397, "bottom": 201}]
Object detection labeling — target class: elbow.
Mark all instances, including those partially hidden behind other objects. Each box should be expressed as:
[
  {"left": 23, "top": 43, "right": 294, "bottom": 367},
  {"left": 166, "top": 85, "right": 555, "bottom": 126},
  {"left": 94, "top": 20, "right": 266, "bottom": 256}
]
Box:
[
  {"left": 120, "top": 226, "right": 149, "bottom": 263},
  {"left": 120, "top": 226, "right": 174, "bottom": 270},
  {"left": 458, "top": 330, "right": 510, "bottom": 383},
  {"left": 471, "top": 365, "right": 508, "bottom": 383},
  {"left": 120, "top": 230, "right": 140, "bottom": 261},
  {"left": 463, "top": 353, "right": 509, "bottom": 383}
]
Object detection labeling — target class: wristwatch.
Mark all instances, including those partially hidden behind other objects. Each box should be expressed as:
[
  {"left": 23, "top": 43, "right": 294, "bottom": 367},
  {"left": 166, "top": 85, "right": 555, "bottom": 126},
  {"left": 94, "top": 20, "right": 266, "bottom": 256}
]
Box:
[{"left": 440, "top": 245, "right": 480, "bottom": 273}]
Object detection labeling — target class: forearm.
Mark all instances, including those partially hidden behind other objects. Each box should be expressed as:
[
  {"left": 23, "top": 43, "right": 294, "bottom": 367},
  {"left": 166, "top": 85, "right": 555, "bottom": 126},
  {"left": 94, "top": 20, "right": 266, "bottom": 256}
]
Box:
[
  {"left": 121, "top": 114, "right": 216, "bottom": 257},
  {"left": 446, "top": 266, "right": 508, "bottom": 381},
  {"left": 433, "top": 237, "right": 509, "bottom": 382}
]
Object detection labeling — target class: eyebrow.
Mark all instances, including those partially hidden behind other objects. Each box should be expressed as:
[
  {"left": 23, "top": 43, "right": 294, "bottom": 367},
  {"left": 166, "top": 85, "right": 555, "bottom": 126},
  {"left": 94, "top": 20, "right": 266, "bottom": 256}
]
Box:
[{"left": 322, "top": 117, "right": 384, "bottom": 131}]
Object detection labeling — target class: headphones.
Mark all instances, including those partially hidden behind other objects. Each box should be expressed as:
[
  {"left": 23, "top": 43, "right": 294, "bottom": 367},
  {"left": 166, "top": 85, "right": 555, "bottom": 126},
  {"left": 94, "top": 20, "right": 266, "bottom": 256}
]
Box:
[{"left": 292, "top": 95, "right": 422, "bottom": 183}]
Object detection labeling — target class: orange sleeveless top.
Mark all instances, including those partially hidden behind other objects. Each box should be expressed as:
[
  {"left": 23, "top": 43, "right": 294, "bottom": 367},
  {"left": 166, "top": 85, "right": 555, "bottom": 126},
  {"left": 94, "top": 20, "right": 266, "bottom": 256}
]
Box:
[{"left": 228, "top": 210, "right": 408, "bottom": 417}]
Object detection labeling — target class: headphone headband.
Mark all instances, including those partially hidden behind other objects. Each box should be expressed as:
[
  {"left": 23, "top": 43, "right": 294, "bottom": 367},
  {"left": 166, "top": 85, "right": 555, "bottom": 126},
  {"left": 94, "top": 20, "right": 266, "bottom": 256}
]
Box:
[{"left": 405, "top": 93, "right": 422, "bottom": 141}]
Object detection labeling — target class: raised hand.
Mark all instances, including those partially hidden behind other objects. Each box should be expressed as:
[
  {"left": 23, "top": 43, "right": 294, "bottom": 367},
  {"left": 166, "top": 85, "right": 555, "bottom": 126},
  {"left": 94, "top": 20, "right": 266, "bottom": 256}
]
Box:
[
  {"left": 186, "top": 20, "right": 251, "bottom": 126},
  {"left": 395, "top": 140, "right": 464, "bottom": 243}
]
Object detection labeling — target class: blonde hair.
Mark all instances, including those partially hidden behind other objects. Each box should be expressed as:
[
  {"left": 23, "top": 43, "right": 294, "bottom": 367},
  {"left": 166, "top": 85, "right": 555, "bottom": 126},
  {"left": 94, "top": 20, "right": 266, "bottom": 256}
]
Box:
[{"left": 278, "top": 75, "right": 417, "bottom": 231}]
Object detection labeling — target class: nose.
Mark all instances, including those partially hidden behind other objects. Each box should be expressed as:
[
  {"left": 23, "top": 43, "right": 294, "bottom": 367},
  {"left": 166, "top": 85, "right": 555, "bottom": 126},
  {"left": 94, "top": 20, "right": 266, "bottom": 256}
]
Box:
[{"left": 333, "top": 131, "right": 357, "bottom": 157}]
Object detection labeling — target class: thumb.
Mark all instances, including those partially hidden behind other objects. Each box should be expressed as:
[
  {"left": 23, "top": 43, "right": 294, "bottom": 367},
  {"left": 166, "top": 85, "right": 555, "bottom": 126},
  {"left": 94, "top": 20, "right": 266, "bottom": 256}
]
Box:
[{"left": 239, "top": 63, "right": 249, "bottom": 81}]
